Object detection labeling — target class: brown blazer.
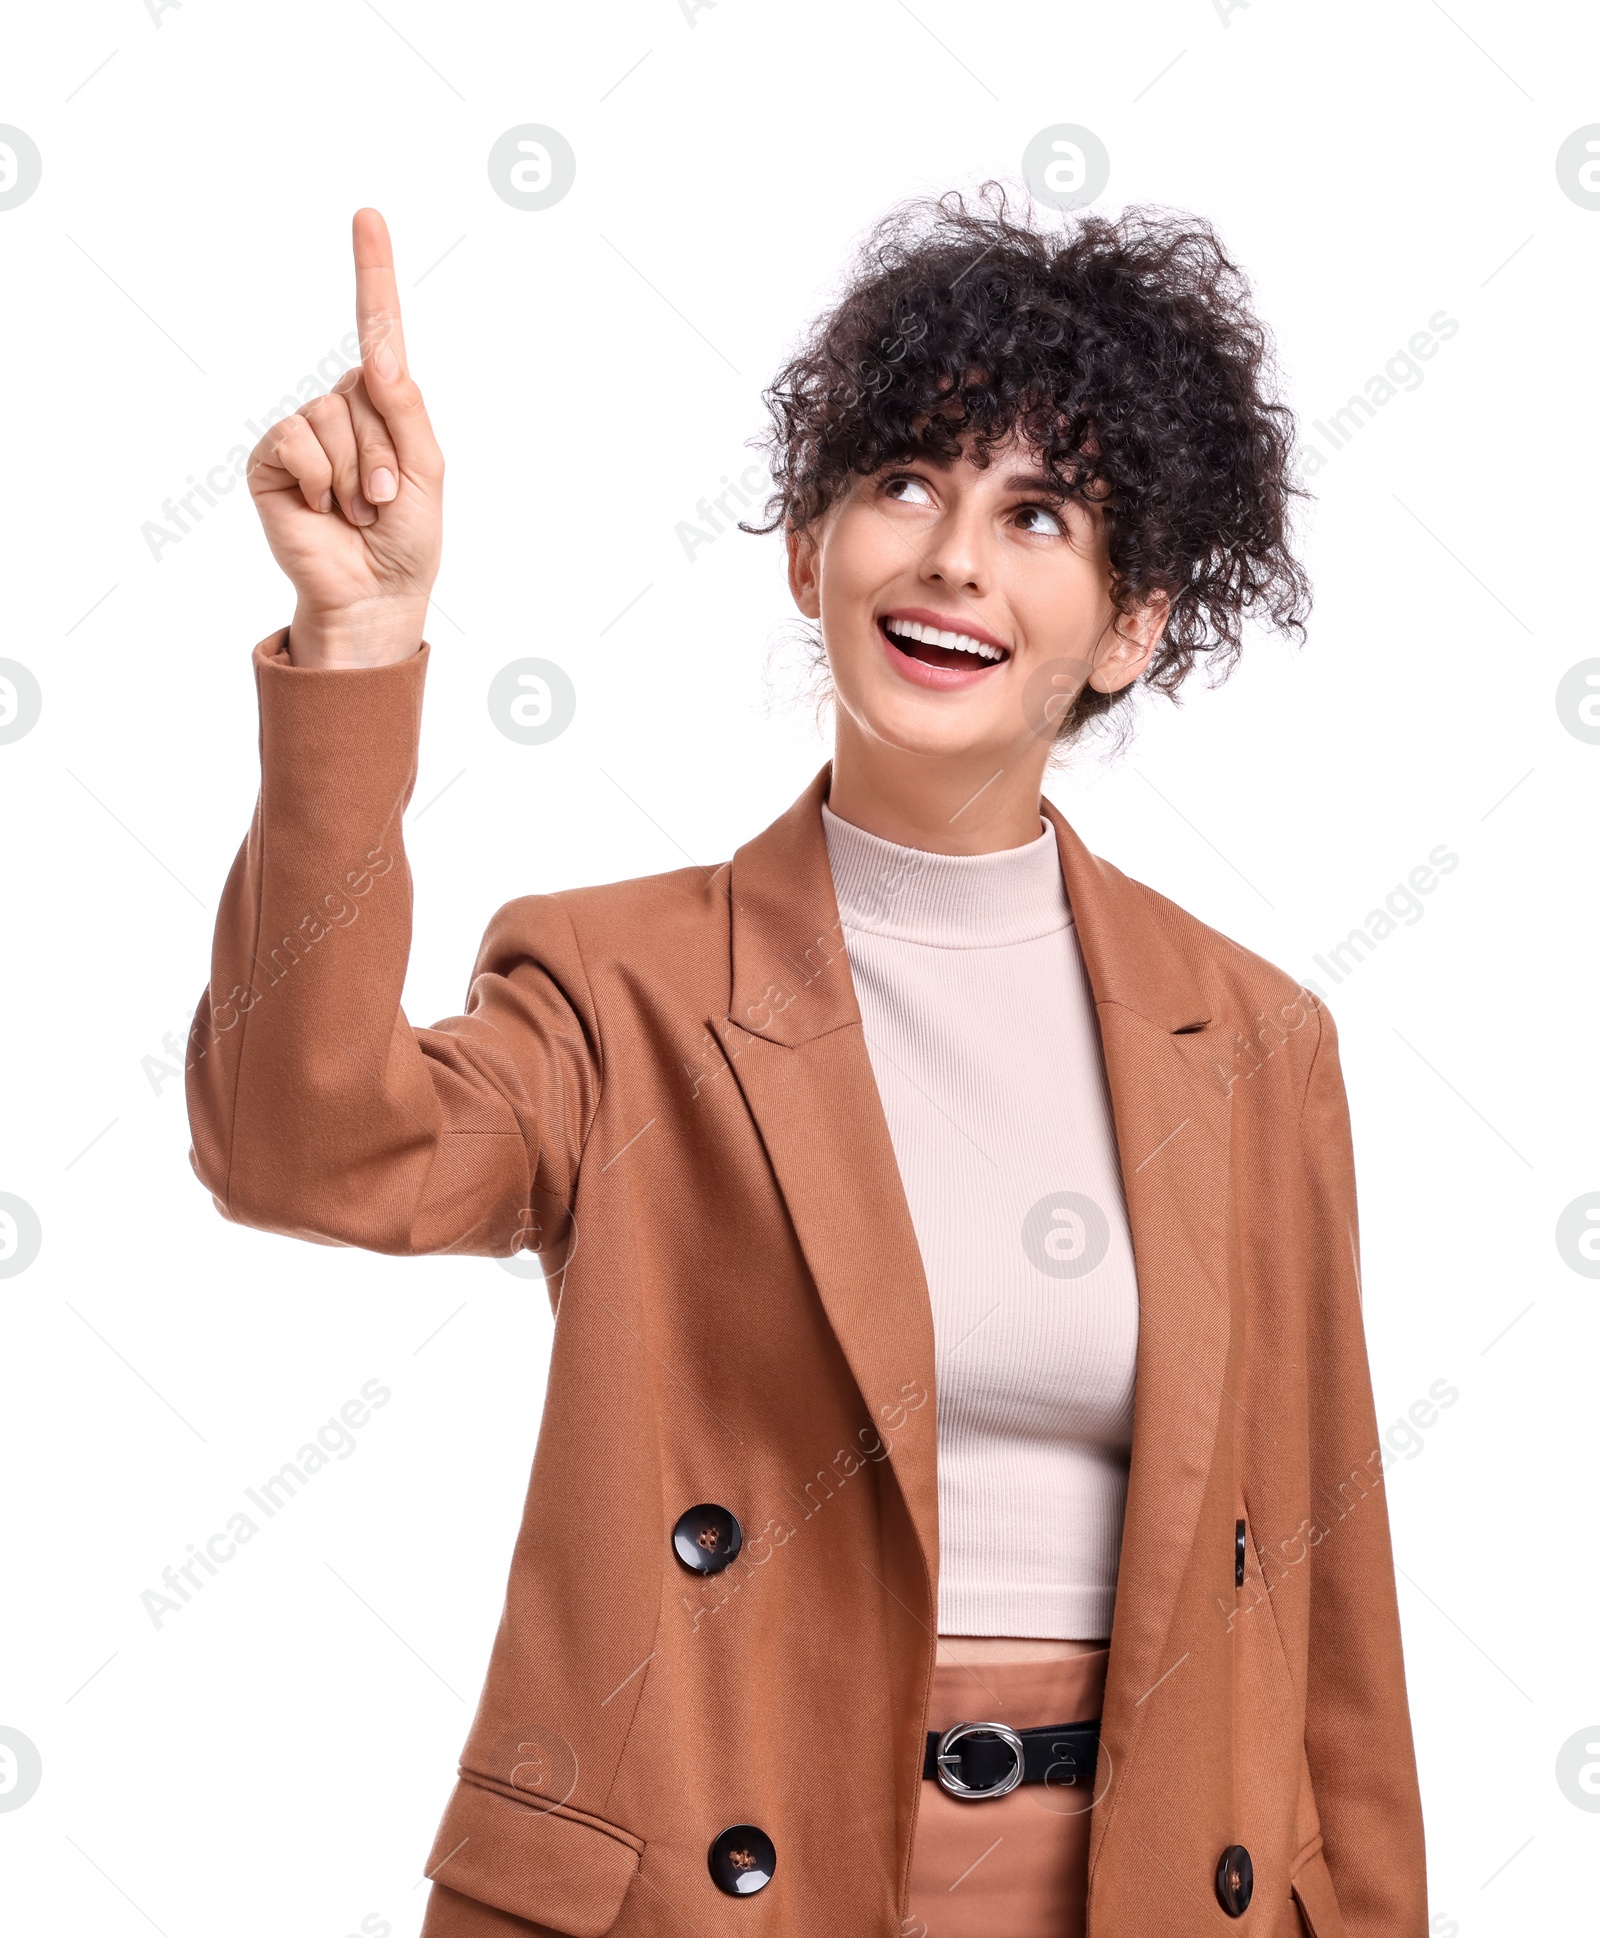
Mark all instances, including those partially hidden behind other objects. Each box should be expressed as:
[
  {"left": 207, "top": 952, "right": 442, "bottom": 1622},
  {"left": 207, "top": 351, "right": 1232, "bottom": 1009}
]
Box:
[{"left": 187, "top": 631, "right": 1427, "bottom": 1938}]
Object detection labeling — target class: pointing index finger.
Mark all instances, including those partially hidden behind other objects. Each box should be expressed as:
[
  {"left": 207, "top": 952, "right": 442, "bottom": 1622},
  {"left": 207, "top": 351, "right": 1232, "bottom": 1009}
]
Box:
[{"left": 352, "top": 207, "right": 407, "bottom": 381}]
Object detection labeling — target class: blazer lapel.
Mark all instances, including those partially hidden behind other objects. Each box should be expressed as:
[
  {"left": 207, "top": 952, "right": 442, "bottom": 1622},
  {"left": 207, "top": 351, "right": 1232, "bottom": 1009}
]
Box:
[
  {"left": 714, "top": 766, "right": 1233, "bottom": 1842},
  {"left": 1043, "top": 797, "right": 1234, "bottom": 1870},
  {"left": 713, "top": 764, "right": 941, "bottom": 1608}
]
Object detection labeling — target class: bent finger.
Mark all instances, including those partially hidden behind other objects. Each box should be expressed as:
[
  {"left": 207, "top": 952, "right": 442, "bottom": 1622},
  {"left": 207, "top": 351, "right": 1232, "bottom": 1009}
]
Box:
[
  {"left": 263, "top": 413, "right": 335, "bottom": 514},
  {"left": 339, "top": 371, "right": 402, "bottom": 507},
  {"left": 302, "top": 389, "right": 373, "bottom": 525}
]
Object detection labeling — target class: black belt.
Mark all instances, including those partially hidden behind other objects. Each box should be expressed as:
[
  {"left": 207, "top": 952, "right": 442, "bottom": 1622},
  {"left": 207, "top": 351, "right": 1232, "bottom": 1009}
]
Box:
[{"left": 922, "top": 1718, "right": 1100, "bottom": 1800}]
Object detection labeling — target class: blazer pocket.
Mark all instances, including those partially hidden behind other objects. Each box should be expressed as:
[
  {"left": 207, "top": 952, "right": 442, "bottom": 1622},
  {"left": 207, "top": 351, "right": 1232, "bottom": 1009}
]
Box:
[
  {"left": 423, "top": 1771, "right": 643, "bottom": 1937},
  {"left": 1289, "top": 1843, "right": 1347, "bottom": 1938}
]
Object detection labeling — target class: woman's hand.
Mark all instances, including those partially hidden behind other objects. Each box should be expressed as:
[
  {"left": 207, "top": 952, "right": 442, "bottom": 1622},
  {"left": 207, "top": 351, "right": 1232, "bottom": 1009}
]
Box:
[{"left": 247, "top": 208, "right": 443, "bottom": 668}]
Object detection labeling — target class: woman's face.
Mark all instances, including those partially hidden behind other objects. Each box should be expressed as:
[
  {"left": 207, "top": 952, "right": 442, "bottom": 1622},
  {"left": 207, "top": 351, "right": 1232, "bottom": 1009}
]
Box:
[{"left": 787, "top": 430, "right": 1166, "bottom": 770}]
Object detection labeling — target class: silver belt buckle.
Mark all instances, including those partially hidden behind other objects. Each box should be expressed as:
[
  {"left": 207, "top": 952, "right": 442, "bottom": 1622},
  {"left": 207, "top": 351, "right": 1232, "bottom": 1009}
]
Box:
[{"left": 933, "top": 1719, "right": 1026, "bottom": 1800}]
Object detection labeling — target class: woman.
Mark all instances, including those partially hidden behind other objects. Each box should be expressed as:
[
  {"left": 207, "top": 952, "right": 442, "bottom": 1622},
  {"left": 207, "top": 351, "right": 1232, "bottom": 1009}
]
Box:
[{"left": 187, "top": 191, "right": 1427, "bottom": 1937}]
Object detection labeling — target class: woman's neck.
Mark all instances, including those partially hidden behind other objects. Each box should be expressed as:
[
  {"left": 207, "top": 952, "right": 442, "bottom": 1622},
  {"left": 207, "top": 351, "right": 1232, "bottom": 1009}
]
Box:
[{"left": 826, "top": 718, "right": 1053, "bottom": 855}]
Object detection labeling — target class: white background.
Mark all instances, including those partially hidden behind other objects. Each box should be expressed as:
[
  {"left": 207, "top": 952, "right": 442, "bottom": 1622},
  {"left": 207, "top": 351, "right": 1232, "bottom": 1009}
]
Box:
[{"left": 1, "top": 2, "right": 1596, "bottom": 1933}]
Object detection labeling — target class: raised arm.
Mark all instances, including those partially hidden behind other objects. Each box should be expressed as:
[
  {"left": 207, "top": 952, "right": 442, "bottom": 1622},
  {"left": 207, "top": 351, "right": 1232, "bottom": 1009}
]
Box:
[{"left": 186, "top": 213, "right": 599, "bottom": 1261}]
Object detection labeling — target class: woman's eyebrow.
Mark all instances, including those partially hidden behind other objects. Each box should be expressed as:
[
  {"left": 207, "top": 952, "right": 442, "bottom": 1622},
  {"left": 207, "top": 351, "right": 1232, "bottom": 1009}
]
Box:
[
  {"left": 874, "top": 456, "right": 1074, "bottom": 499},
  {"left": 998, "top": 468, "right": 1070, "bottom": 497}
]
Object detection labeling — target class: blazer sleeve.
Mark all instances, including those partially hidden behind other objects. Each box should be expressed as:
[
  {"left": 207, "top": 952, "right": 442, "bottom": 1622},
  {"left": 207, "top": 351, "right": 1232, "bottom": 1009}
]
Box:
[
  {"left": 184, "top": 629, "right": 601, "bottom": 1260},
  {"left": 1296, "top": 1000, "right": 1428, "bottom": 1935}
]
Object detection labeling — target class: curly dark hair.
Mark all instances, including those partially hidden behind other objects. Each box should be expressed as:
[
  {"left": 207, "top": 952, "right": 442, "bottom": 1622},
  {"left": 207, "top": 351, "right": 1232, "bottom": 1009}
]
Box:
[{"left": 743, "top": 181, "right": 1312, "bottom": 747}]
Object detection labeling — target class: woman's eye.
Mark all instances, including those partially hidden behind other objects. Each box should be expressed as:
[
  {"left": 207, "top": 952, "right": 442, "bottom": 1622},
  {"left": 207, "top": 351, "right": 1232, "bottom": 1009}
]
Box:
[
  {"left": 882, "top": 473, "right": 934, "bottom": 506},
  {"left": 1014, "top": 503, "right": 1065, "bottom": 537}
]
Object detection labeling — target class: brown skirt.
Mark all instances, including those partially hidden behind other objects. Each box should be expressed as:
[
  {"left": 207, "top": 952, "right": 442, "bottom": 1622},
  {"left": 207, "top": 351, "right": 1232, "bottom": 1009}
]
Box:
[{"left": 906, "top": 1646, "right": 1109, "bottom": 1938}]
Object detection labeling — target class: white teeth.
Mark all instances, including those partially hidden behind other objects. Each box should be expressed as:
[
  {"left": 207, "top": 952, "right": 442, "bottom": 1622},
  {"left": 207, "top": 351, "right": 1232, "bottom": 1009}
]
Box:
[{"left": 884, "top": 617, "right": 1005, "bottom": 662}]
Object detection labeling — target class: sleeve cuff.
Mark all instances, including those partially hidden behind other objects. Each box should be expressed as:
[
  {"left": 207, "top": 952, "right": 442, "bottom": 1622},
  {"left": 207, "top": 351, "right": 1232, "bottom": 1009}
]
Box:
[
  {"left": 250, "top": 628, "right": 431, "bottom": 840},
  {"left": 252, "top": 627, "right": 431, "bottom": 675}
]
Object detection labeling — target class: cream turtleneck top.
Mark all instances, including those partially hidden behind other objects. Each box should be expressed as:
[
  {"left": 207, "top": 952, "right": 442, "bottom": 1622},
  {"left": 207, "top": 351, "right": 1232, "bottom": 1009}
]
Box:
[{"left": 820, "top": 801, "right": 1140, "bottom": 1641}]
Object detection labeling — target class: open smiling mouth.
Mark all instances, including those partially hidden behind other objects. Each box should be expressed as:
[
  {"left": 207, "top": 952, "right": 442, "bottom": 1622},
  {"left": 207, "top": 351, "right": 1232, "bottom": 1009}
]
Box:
[{"left": 879, "top": 615, "right": 1011, "bottom": 671}]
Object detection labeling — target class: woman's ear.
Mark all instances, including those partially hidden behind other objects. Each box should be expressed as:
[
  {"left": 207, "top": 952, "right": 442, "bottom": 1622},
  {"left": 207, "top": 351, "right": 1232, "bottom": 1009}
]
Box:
[
  {"left": 786, "top": 524, "right": 821, "bottom": 620},
  {"left": 1088, "top": 592, "right": 1170, "bottom": 694}
]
